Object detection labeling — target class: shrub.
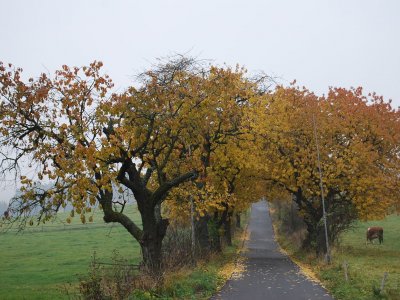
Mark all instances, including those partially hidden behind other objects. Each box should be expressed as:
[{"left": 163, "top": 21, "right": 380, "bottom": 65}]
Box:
[{"left": 161, "top": 225, "right": 194, "bottom": 270}]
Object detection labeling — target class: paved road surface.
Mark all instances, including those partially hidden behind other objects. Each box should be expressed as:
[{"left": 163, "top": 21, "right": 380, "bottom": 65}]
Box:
[{"left": 211, "top": 200, "right": 333, "bottom": 300}]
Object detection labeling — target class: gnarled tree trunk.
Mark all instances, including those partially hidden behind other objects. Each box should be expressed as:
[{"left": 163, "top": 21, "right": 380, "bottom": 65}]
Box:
[{"left": 140, "top": 219, "right": 169, "bottom": 273}]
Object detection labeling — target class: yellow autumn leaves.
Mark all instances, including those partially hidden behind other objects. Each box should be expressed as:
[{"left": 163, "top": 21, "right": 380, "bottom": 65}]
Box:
[{"left": 0, "top": 58, "right": 398, "bottom": 231}]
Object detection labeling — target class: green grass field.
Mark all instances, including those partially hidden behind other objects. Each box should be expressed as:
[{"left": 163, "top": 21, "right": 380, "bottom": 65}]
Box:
[
  {"left": 274, "top": 212, "right": 400, "bottom": 300},
  {"left": 0, "top": 206, "right": 142, "bottom": 299},
  {"left": 319, "top": 215, "right": 400, "bottom": 300},
  {"left": 0, "top": 206, "right": 249, "bottom": 299}
]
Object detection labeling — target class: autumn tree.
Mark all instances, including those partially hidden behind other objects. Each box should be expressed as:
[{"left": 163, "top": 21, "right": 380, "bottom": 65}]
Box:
[
  {"left": 257, "top": 85, "right": 400, "bottom": 255},
  {"left": 2, "top": 56, "right": 397, "bottom": 269},
  {"left": 145, "top": 65, "right": 269, "bottom": 254},
  {"left": 0, "top": 58, "right": 207, "bottom": 272},
  {"left": 0, "top": 57, "right": 267, "bottom": 271},
  {"left": 182, "top": 68, "right": 268, "bottom": 253},
  {"left": 204, "top": 128, "right": 267, "bottom": 247}
]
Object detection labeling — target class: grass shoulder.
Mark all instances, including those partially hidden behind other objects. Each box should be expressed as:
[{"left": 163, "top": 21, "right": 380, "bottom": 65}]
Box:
[{"left": 270, "top": 206, "right": 400, "bottom": 300}]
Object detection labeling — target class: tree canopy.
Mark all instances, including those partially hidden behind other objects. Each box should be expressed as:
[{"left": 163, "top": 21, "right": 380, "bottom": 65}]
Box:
[{"left": 0, "top": 57, "right": 399, "bottom": 269}]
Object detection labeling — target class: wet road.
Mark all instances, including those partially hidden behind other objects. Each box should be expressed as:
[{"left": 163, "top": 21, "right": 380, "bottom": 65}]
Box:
[{"left": 211, "top": 200, "right": 333, "bottom": 300}]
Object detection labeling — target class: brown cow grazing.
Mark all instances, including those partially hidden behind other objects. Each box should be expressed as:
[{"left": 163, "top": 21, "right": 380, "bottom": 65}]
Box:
[
  {"left": 3, "top": 210, "right": 10, "bottom": 220},
  {"left": 366, "top": 226, "right": 383, "bottom": 245}
]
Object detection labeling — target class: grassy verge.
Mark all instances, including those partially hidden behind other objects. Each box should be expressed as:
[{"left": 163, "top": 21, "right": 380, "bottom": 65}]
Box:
[{"left": 270, "top": 206, "right": 400, "bottom": 300}]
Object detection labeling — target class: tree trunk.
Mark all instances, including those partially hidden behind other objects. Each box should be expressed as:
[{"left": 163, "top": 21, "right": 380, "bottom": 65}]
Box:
[
  {"left": 99, "top": 189, "right": 165, "bottom": 271},
  {"left": 301, "top": 219, "right": 317, "bottom": 250},
  {"left": 210, "top": 233, "right": 221, "bottom": 252},
  {"left": 224, "top": 215, "right": 233, "bottom": 246},
  {"left": 140, "top": 232, "right": 163, "bottom": 273},
  {"left": 290, "top": 201, "right": 295, "bottom": 232},
  {"left": 190, "top": 196, "right": 196, "bottom": 262},
  {"left": 140, "top": 208, "right": 169, "bottom": 274},
  {"left": 235, "top": 213, "right": 241, "bottom": 228},
  {"left": 194, "top": 214, "right": 210, "bottom": 256},
  {"left": 301, "top": 218, "right": 327, "bottom": 257},
  {"left": 315, "top": 223, "right": 327, "bottom": 257},
  {"left": 209, "top": 212, "right": 222, "bottom": 252}
]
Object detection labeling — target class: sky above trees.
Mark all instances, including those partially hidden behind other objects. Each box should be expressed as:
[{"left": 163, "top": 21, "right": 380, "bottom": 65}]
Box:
[{"left": 0, "top": 0, "right": 399, "bottom": 202}]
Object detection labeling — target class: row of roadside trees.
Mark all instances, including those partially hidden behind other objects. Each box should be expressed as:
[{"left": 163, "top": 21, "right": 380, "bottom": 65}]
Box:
[{"left": 0, "top": 56, "right": 399, "bottom": 274}]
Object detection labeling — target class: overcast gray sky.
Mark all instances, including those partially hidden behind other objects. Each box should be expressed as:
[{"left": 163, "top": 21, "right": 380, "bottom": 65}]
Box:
[{"left": 1, "top": 0, "right": 399, "bottom": 202}]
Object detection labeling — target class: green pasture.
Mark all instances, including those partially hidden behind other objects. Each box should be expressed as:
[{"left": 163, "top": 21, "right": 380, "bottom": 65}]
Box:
[
  {"left": 0, "top": 206, "right": 249, "bottom": 299},
  {"left": 272, "top": 204, "right": 400, "bottom": 300},
  {"left": 320, "top": 214, "right": 400, "bottom": 300},
  {"left": 0, "top": 206, "right": 142, "bottom": 299}
]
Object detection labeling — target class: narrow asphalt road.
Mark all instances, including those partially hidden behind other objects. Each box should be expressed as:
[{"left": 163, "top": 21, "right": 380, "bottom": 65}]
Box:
[{"left": 211, "top": 200, "right": 333, "bottom": 300}]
